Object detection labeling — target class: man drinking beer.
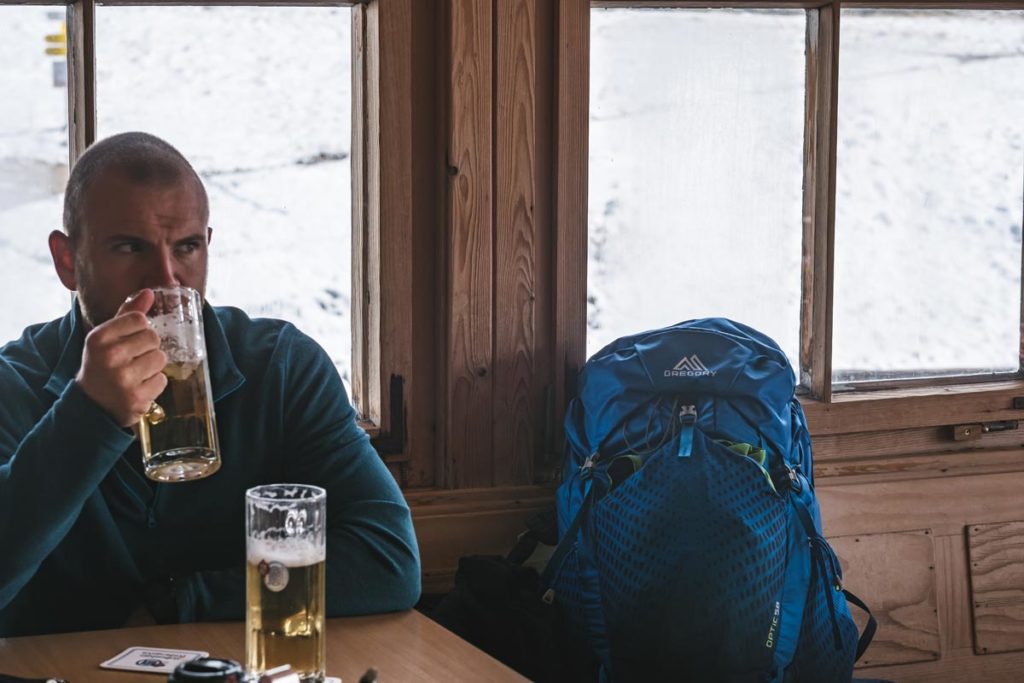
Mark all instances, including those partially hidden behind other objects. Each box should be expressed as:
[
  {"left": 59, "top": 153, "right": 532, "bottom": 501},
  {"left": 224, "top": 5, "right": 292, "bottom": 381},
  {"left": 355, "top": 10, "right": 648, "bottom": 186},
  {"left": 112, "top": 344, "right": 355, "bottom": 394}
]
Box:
[{"left": 0, "top": 132, "right": 421, "bottom": 636}]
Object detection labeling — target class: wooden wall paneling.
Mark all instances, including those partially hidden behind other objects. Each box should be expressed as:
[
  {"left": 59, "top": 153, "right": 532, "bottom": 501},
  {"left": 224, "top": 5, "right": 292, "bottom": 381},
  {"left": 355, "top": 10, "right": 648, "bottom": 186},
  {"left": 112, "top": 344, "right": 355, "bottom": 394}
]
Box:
[
  {"left": 815, "top": 448, "right": 1024, "bottom": 485},
  {"left": 446, "top": 0, "right": 494, "bottom": 487},
  {"left": 865, "top": 650, "right": 1024, "bottom": 683},
  {"left": 813, "top": 424, "right": 1024, "bottom": 462},
  {"left": 831, "top": 529, "right": 940, "bottom": 667},
  {"left": 799, "top": 4, "right": 838, "bottom": 401},
  {"left": 66, "top": 0, "right": 96, "bottom": 163},
  {"left": 533, "top": 0, "right": 555, "bottom": 482},
  {"left": 377, "top": 0, "right": 412, "bottom": 452},
  {"left": 375, "top": 0, "right": 422, "bottom": 479},
  {"left": 968, "top": 520, "right": 1024, "bottom": 655},
  {"left": 818, "top": 471, "right": 1024, "bottom": 539},
  {"left": 934, "top": 532, "right": 974, "bottom": 653},
  {"left": 405, "top": 0, "right": 441, "bottom": 487},
  {"left": 553, "top": 0, "right": 589, "bottom": 464},
  {"left": 804, "top": 379, "right": 1024, "bottom": 436},
  {"left": 494, "top": 0, "right": 538, "bottom": 487}
]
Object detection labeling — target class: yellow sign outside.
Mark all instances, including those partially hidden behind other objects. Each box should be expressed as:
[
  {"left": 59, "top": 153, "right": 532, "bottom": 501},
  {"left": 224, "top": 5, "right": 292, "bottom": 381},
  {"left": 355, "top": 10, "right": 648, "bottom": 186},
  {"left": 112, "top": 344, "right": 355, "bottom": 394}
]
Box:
[{"left": 44, "top": 20, "right": 67, "bottom": 56}]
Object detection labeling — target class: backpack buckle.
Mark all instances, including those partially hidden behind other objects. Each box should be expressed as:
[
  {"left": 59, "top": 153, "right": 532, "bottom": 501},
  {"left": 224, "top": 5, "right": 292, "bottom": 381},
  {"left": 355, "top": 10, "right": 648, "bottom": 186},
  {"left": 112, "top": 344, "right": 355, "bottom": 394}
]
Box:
[
  {"left": 580, "top": 453, "right": 598, "bottom": 480},
  {"left": 786, "top": 467, "right": 802, "bottom": 493}
]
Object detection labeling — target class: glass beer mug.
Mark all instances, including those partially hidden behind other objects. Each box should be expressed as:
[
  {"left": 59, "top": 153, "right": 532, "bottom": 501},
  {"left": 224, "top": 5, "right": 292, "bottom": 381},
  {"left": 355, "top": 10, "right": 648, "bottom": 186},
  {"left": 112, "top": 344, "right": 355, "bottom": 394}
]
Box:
[
  {"left": 246, "top": 485, "right": 327, "bottom": 683},
  {"left": 138, "top": 285, "right": 221, "bottom": 482}
]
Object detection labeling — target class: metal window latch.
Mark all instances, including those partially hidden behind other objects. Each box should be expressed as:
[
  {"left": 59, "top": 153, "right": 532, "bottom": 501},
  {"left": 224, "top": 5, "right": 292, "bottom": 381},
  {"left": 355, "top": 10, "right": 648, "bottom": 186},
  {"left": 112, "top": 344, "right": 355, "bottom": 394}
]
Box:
[{"left": 952, "top": 420, "right": 1019, "bottom": 441}]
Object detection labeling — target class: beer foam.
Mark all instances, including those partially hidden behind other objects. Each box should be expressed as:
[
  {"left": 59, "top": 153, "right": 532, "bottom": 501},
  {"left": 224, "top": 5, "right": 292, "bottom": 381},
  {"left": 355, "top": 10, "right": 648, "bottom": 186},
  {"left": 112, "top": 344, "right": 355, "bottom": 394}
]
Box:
[
  {"left": 150, "top": 312, "right": 205, "bottom": 364},
  {"left": 247, "top": 538, "right": 326, "bottom": 567}
]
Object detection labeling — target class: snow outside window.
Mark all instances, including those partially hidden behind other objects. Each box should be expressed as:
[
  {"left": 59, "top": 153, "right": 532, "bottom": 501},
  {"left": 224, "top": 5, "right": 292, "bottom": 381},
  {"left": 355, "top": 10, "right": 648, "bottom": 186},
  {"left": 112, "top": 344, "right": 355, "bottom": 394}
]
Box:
[
  {"left": 96, "top": 6, "right": 354, "bottom": 386},
  {"left": 0, "top": 7, "right": 74, "bottom": 343},
  {"left": 832, "top": 9, "right": 1024, "bottom": 384},
  {"left": 587, "top": 8, "right": 806, "bottom": 372}
]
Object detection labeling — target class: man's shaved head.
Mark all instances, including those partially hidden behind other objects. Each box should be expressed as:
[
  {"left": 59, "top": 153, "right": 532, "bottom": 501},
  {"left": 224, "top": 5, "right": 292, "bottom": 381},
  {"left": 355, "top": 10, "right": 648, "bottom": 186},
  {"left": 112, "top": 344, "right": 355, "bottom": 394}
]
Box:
[{"left": 63, "top": 132, "right": 209, "bottom": 242}]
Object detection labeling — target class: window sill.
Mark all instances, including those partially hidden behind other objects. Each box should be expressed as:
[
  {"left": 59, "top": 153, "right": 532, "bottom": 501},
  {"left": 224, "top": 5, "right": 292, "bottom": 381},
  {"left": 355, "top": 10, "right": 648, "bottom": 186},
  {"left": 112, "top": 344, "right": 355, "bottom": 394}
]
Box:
[{"left": 800, "top": 378, "right": 1024, "bottom": 436}]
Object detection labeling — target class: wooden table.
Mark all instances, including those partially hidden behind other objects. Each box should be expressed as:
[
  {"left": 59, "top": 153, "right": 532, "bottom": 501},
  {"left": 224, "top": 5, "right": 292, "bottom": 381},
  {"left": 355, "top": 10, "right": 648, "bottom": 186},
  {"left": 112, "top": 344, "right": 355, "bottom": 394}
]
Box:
[{"left": 0, "top": 611, "right": 527, "bottom": 682}]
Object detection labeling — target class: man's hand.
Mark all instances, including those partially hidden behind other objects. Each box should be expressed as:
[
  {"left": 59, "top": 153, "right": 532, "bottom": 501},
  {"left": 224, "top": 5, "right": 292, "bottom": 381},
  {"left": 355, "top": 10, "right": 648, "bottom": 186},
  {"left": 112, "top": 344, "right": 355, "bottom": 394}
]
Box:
[{"left": 75, "top": 289, "right": 168, "bottom": 427}]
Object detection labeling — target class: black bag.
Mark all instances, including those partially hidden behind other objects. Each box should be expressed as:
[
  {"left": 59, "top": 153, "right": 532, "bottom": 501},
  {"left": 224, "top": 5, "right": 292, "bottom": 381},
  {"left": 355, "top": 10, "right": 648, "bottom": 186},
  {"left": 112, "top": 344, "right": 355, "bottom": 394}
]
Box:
[{"left": 428, "top": 510, "right": 598, "bottom": 682}]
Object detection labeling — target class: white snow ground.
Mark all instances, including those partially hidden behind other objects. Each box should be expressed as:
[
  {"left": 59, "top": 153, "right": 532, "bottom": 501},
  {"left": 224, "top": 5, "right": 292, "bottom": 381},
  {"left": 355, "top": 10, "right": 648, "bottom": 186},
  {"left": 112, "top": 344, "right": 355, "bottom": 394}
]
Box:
[{"left": 2, "top": 8, "right": 1023, "bottom": 386}]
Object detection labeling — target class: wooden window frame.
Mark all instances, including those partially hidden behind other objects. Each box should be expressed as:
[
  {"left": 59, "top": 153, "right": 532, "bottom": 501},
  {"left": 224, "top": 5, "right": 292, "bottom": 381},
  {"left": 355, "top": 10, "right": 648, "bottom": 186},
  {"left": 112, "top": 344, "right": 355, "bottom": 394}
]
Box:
[
  {"left": 5, "top": 0, "right": 438, "bottom": 484},
  {"left": 559, "top": 0, "right": 1024, "bottom": 438}
]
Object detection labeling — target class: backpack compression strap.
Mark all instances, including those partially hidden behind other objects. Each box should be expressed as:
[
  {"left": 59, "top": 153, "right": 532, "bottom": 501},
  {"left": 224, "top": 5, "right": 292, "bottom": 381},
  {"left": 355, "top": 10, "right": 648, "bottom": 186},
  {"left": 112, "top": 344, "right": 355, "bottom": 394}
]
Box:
[{"left": 791, "top": 491, "right": 877, "bottom": 661}]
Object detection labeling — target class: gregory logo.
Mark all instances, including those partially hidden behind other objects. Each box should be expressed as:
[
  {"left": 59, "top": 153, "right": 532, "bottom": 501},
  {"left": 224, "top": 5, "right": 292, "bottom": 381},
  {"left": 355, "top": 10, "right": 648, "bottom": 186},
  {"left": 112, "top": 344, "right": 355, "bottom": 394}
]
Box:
[{"left": 665, "top": 354, "right": 716, "bottom": 377}]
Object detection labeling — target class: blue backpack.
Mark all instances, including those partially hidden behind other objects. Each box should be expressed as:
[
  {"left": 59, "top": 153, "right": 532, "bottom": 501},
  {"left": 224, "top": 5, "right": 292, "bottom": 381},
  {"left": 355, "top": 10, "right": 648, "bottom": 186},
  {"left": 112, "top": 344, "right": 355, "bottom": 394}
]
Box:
[{"left": 543, "top": 318, "right": 875, "bottom": 682}]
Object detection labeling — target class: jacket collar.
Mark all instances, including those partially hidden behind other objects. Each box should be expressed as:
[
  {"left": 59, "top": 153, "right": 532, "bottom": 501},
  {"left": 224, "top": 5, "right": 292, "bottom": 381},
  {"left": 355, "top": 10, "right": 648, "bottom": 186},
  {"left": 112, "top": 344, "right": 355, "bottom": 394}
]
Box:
[{"left": 44, "top": 299, "right": 246, "bottom": 403}]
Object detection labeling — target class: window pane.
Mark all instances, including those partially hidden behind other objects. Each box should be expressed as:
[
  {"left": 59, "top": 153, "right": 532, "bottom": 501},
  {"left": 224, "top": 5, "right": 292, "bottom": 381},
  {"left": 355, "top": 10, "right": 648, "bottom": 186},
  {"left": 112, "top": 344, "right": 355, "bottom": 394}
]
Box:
[
  {"left": 96, "top": 7, "right": 353, "bottom": 384},
  {"left": 588, "top": 9, "right": 806, "bottom": 368},
  {"left": 0, "top": 8, "right": 71, "bottom": 343},
  {"left": 833, "top": 10, "right": 1024, "bottom": 383}
]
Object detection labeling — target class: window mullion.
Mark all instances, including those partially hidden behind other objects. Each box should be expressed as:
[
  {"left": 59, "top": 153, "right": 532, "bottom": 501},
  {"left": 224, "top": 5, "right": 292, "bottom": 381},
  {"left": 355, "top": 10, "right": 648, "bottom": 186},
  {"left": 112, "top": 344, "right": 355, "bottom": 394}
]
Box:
[
  {"left": 66, "top": 0, "right": 96, "bottom": 165},
  {"left": 800, "top": 2, "right": 839, "bottom": 402}
]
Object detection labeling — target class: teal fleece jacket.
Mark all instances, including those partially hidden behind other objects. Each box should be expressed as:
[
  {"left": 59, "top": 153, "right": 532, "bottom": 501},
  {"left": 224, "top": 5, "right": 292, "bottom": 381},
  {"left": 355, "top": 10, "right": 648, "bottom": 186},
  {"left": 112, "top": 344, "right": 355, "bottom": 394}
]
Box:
[{"left": 0, "top": 303, "right": 420, "bottom": 636}]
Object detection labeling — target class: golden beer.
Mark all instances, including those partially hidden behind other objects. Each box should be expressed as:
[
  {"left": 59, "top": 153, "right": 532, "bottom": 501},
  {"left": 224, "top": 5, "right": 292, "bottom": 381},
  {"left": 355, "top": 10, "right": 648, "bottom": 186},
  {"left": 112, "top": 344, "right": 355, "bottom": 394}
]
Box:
[
  {"left": 246, "top": 542, "right": 326, "bottom": 683},
  {"left": 139, "top": 358, "right": 220, "bottom": 482}
]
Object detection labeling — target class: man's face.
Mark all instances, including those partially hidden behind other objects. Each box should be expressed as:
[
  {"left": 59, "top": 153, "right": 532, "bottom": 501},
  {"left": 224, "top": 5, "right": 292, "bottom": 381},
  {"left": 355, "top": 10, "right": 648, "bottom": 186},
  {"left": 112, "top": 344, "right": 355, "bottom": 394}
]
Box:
[{"left": 62, "top": 169, "right": 210, "bottom": 327}]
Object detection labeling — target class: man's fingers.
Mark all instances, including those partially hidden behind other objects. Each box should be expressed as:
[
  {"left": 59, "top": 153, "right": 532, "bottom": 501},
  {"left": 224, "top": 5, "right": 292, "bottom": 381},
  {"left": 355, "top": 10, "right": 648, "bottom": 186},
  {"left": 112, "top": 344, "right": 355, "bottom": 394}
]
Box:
[
  {"left": 117, "top": 289, "right": 155, "bottom": 318},
  {"left": 138, "top": 371, "right": 169, "bottom": 408},
  {"left": 104, "top": 327, "right": 163, "bottom": 367},
  {"left": 86, "top": 311, "right": 152, "bottom": 349},
  {"left": 132, "top": 348, "right": 169, "bottom": 385}
]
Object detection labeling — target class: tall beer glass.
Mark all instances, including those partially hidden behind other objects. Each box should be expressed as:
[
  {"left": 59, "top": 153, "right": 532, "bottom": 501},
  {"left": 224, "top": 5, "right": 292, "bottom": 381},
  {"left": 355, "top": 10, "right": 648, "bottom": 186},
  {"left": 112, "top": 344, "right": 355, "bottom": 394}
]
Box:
[
  {"left": 246, "top": 485, "right": 327, "bottom": 683},
  {"left": 139, "top": 285, "right": 220, "bottom": 482}
]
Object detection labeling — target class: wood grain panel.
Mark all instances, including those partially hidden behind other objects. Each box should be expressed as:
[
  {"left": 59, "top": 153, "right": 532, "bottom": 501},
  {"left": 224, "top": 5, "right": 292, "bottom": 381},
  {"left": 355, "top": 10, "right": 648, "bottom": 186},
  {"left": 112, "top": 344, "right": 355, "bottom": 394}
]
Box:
[
  {"left": 494, "top": 0, "right": 538, "bottom": 487},
  {"left": 532, "top": 0, "right": 556, "bottom": 481},
  {"left": 933, "top": 533, "right": 973, "bottom": 653},
  {"left": 815, "top": 448, "right": 1024, "bottom": 485},
  {"left": 803, "top": 379, "right": 1024, "bottom": 436},
  {"left": 447, "top": 0, "right": 494, "bottom": 488},
  {"left": 968, "top": 520, "right": 1024, "bottom": 654},
  {"left": 831, "top": 530, "right": 940, "bottom": 667},
  {"left": 817, "top": 470, "right": 1024, "bottom": 538},
  {"left": 814, "top": 423, "right": 1024, "bottom": 462},
  {"left": 376, "top": 0, "right": 421, "bottom": 474},
  {"left": 405, "top": 0, "right": 441, "bottom": 487},
  {"left": 799, "top": 5, "right": 838, "bottom": 400},
  {"left": 864, "top": 647, "right": 1024, "bottom": 683},
  {"left": 553, "top": 0, "right": 589, "bottom": 466}
]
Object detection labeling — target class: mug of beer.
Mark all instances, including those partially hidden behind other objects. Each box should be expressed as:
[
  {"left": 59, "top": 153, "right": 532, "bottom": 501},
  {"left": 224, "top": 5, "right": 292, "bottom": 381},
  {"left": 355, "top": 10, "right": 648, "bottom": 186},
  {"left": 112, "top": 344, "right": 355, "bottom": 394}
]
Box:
[
  {"left": 138, "top": 285, "right": 220, "bottom": 482},
  {"left": 246, "top": 485, "right": 327, "bottom": 683}
]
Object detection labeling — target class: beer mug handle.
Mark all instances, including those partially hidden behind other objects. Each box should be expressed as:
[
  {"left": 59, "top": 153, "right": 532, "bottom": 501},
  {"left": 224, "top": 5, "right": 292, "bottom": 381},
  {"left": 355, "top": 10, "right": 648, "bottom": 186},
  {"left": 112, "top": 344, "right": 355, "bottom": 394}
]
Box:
[{"left": 144, "top": 400, "right": 167, "bottom": 425}]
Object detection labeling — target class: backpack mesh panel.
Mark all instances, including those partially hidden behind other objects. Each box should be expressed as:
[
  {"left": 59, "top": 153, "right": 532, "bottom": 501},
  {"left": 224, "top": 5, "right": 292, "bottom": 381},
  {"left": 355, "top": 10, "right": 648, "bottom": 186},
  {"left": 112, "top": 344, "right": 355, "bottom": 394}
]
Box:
[{"left": 588, "top": 431, "right": 788, "bottom": 680}]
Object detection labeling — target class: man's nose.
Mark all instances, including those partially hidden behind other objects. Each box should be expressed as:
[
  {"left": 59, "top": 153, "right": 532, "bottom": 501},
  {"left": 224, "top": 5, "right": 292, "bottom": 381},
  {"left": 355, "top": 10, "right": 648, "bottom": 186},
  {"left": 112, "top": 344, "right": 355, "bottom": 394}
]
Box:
[{"left": 149, "top": 248, "right": 180, "bottom": 288}]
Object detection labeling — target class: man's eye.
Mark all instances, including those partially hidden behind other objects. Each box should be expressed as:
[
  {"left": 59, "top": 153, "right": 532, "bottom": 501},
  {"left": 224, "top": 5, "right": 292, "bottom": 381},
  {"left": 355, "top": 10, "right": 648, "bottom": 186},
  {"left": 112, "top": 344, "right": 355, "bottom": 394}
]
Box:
[
  {"left": 114, "top": 242, "right": 142, "bottom": 254},
  {"left": 177, "top": 241, "right": 201, "bottom": 254}
]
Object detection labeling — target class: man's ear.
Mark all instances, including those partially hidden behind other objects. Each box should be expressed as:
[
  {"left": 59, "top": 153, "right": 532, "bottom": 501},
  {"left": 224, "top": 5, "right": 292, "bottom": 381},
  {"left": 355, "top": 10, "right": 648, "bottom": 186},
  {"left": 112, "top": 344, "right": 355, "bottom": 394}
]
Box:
[{"left": 48, "top": 230, "right": 78, "bottom": 291}]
